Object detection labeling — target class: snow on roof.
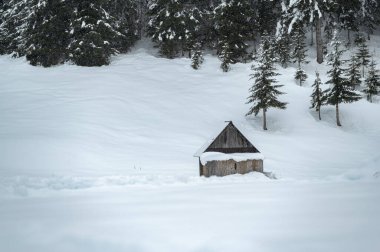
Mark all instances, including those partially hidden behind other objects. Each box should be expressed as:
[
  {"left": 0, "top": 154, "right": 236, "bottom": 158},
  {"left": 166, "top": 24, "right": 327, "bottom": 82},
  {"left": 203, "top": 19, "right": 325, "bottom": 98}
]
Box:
[{"left": 200, "top": 152, "right": 264, "bottom": 165}]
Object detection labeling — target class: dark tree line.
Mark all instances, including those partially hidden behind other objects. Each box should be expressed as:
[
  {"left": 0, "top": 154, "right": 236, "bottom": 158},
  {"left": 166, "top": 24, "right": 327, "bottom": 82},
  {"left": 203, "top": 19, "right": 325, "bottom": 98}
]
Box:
[{"left": 1, "top": 0, "right": 380, "bottom": 67}]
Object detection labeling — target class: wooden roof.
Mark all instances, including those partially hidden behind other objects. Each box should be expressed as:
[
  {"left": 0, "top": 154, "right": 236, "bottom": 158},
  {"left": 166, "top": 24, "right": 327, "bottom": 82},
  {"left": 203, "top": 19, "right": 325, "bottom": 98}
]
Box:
[{"left": 195, "top": 122, "right": 260, "bottom": 156}]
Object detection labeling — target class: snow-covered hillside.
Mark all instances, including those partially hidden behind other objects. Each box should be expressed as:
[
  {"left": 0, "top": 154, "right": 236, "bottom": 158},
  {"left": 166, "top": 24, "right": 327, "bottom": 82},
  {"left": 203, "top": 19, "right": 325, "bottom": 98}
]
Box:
[{"left": 0, "top": 40, "right": 380, "bottom": 252}]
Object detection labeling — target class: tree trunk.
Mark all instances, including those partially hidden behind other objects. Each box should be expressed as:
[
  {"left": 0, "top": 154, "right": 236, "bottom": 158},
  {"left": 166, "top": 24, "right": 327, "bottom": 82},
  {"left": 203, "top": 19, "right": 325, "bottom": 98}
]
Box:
[
  {"left": 362, "top": 65, "right": 365, "bottom": 78},
  {"left": 316, "top": 15, "right": 323, "bottom": 64},
  {"left": 310, "top": 24, "right": 314, "bottom": 46},
  {"left": 263, "top": 109, "right": 268, "bottom": 131},
  {"left": 318, "top": 107, "right": 321, "bottom": 120},
  {"left": 336, "top": 103, "right": 341, "bottom": 126}
]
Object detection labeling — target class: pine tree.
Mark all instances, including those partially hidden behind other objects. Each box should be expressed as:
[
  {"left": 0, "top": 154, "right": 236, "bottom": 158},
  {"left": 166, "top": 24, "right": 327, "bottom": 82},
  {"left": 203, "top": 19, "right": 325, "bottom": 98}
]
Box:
[
  {"left": 276, "top": 31, "right": 291, "bottom": 68},
  {"left": 279, "top": 0, "right": 330, "bottom": 64},
  {"left": 291, "top": 23, "right": 309, "bottom": 68},
  {"left": 147, "top": 0, "right": 187, "bottom": 58},
  {"left": 358, "top": 0, "right": 380, "bottom": 39},
  {"left": 105, "top": 0, "right": 139, "bottom": 53},
  {"left": 346, "top": 54, "right": 362, "bottom": 89},
  {"left": 25, "top": 0, "right": 71, "bottom": 67},
  {"left": 246, "top": 35, "right": 287, "bottom": 130},
  {"left": 183, "top": 6, "right": 203, "bottom": 58},
  {"left": 68, "top": 0, "right": 125, "bottom": 66},
  {"left": 295, "top": 67, "right": 308, "bottom": 86},
  {"left": 191, "top": 42, "right": 203, "bottom": 70},
  {"left": 0, "top": 0, "right": 34, "bottom": 56},
  {"left": 325, "top": 31, "right": 361, "bottom": 127},
  {"left": 310, "top": 71, "right": 326, "bottom": 120},
  {"left": 363, "top": 58, "right": 380, "bottom": 102},
  {"left": 214, "top": 0, "right": 253, "bottom": 64},
  {"left": 219, "top": 40, "right": 232, "bottom": 72},
  {"left": 355, "top": 33, "right": 371, "bottom": 77}
]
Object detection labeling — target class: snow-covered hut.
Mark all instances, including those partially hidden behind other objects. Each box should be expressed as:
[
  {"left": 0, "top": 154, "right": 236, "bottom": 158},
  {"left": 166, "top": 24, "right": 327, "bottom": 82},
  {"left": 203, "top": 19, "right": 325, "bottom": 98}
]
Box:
[{"left": 194, "top": 121, "right": 264, "bottom": 177}]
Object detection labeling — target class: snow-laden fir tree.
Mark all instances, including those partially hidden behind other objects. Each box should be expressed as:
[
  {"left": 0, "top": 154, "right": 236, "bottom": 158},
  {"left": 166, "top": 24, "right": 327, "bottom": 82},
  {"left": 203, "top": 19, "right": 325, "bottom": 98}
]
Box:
[
  {"left": 0, "top": 0, "right": 34, "bottom": 56},
  {"left": 219, "top": 40, "right": 232, "bottom": 72},
  {"left": 279, "top": 0, "right": 330, "bottom": 64},
  {"left": 358, "top": 0, "right": 380, "bottom": 40},
  {"left": 363, "top": 58, "right": 380, "bottom": 102},
  {"left": 105, "top": 0, "right": 139, "bottom": 53},
  {"left": 147, "top": 0, "right": 187, "bottom": 58},
  {"left": 355, "top": 33, "right": 371, "bottom": 77},
  {"left": 324, "top": 31, "right": 361, "bottom": 127},
  {"left": 68, "top": 0, "right": 125, "bottom": 66},
  {"left": 333, "top": 0, "right": 360, "bottom": 43},
  {"left": 183, "top": 6, "right": 203, "bottom": 58},
  {"left": 310, "top": 71, "right": 326, "bottom": 120},
  {"left": 191, "top": 42, "right": 203, "bottom": 70},
  {"left": 346, "top": 54, "right": 362, "bottom": 89},
  {"left": 214, "top": 0, "right": 253, "bottom": 64},
  {"left": 295, "top": 66, "right": 308, "bottom": 86},
  {"left": 276, "top": 30, "right": 291, "bottom": 68},
  {"left": 291, "top": 23, "right": 309, "bottom": 68},
  {"left": 25, "top": 0, "right": 71, "bottom": 67},
  {"left": 246, "top": 35, "right": 287, "bottom": 130}
]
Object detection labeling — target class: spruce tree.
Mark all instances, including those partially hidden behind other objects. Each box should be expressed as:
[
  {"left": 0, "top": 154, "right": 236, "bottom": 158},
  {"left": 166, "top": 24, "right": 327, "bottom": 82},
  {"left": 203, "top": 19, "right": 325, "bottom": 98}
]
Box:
[
  {"left": 346, "top": 54, "right": 362, "bottom": 89},
  {"left": 214, "top": 0, "right": 253, "bottom": 64},
  {"left": 68, "top": 0, "right": 125, "bottom": 66},
  {"left": 295, "top": 67, "right": 308, "bottom": 86},
  {"left": 310, "top": 71, "right": 326, "bottom": 120},
  {"left": 219, "top": 40, "right": 232, "bottom": 72},
  {"left": 0, "top": 0, "right": 34, "bottom": 56},
  {"left": 105, "top": 0, "right": 139, "bottom": 53},
  {"left": 276, "top": 31, "right": 291, "bottom": 68},
  {"left": 291, "top": 23, "right": 309, "bottom": 68},
  {"left": 355, "top": 33, "right": 371, "bottom": 77},
  {"left": 363, "top": 58, "right": 380, "bottom": 102},
  {"left": 183, "top": 6, "right": 203, "bottom": 58},
  {"left": 246, "top": 35, "right": 287, "bottom": 131},
  {"left": 325, "top": 31, "right": 361, "bottom": 127},
  {"left": 191, "top": 42, "right": 203, "bottom": 70},
  {"left": 147, "top": 0, "right": 187, "bottom": 58},
  {"left": 25, "top": 0, "right": 71, "bottom": 67}
]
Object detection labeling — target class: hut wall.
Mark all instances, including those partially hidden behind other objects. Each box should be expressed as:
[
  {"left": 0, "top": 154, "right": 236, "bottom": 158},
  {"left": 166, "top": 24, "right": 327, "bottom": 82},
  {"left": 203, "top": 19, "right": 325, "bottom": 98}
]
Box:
[{"left": 201, "top": 159, "right": 263, "bottom": 177}]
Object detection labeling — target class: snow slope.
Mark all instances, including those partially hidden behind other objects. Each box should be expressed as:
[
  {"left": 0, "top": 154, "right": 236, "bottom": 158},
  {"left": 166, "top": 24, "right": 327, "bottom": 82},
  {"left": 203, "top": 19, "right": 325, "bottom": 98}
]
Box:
[{"left": 0, "top": 39, "right": 380, "bottom": 252}]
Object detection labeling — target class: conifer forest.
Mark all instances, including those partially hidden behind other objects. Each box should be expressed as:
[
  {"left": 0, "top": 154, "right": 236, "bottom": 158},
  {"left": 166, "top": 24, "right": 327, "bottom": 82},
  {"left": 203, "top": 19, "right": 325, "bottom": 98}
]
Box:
[{"left": 1, "top": 1, "right": 380, "bottom": 252}]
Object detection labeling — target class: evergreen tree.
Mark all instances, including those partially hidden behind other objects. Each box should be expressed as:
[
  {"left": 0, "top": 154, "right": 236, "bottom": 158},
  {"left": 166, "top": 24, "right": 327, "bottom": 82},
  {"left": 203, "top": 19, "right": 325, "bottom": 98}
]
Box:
[
  {"left": 279, "top": 0, "right": 331, "bottom": 64},
  {"left": 25, "top": 0, "right": 71, "bottom": 67},
  {"left": 295, "top": 67, "right": 308, "bottom": 86},
  {"left": 255, "top": 0, "right": 280, "bottom": 35},
  {"left": 0, "top": 0, "right": 34, "bottom": 56},
  {"left": 310, "top": 71, "right": 326, "bottom": 120},
  {"left": 355, "top": 33, "right": 371, "bottom": 77},
  {"left": 363, "top": 58, "right": 380, "bottom": 102},
  {"left": 325, "top": 31, "right": 361, "bottom": 127},
  {"left": 276, "top": 30, "right": 291, "bottom": 68},
  {"left": 183, "top": 6, "right": 203, "bottom": 58},
  {"left": 68, "top": 0, "right": 125, "bottom": 66},
  {"left": 358, "top": 0, "right": 380, "bottom": 39},
  {"left": 191, "top": 42, "right": 203, "bottom": 70},
  {"left": 105, "top": 0, "right": 139, "bottom": 53},
  {"left": 291, "top": 23, "right": 309, "bottom": 68},
  {"left": 214, "top": 0, "right": 254, "bottom": 64},
  {"left": 246, "top": 35, "right": 287, "bottom": 130},
  {"left": 346, "top": 54, "right": 362, "bottom": 89},
  {"left": 147, "top": 0, "right": 187, "bottom": 58},
  {"left": 219, "top": 40, "right": 232, "bottom": 72}
]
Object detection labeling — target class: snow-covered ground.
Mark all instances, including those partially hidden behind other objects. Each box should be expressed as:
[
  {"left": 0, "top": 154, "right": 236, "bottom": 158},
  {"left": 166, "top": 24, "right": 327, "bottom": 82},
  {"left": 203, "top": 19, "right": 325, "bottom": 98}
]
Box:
[{"left": 0, "top": 38, "right": 379, "bottom": 251}]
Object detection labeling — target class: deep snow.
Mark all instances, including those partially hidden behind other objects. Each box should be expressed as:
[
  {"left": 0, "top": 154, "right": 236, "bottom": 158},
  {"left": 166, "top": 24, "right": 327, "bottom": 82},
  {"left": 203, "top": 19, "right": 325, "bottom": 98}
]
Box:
[{"left": 0, "top": 38, "right": 380, "bottom": 252}]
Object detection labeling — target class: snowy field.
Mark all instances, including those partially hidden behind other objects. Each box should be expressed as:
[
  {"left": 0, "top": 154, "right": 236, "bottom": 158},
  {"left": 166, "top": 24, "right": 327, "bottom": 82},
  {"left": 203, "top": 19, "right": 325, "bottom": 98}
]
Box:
[{"left": 0, "top": 39, "right": 380, "bottom": 251}]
